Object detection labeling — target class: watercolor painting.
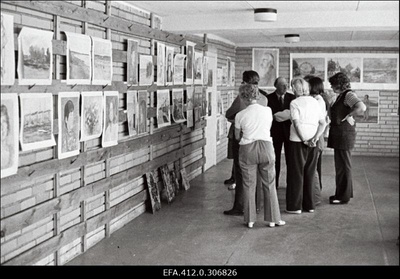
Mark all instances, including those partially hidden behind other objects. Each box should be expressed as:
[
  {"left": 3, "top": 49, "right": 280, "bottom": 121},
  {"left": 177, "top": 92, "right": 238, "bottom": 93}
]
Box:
[
  {"left": 1, "top": 94, "right": 19, "bottom": 178},
  {"left": 157, "top": 42, "right": 165, "bottom": 86},
  {"left": 203, "top": 56, "right": 208, "bottom": 86},
  {"left": 127, "top": 39, "right": 139, "bottom": 86},
  {"left": 20, "top": 93, "right": 56, "bottom": 151},
  {"left": 252, "top": 48, "right": 279, "bottom": 88},
  {"left": 186, "top": 41, "right": 195, "bottom": 84},
  {"left": 156, "top": 89, "right": 171, "bottom": 128},
  {"left": 137, "top": 90, "right": 148, "bottom": 134},
  {"left": 353, "top": 90, "right": 379, "bottom": 124},
  {"left": 139, "top": 54, "right": 154, "bottom": 86},
  {"left": 173, "top": 53, "right": 185, "bottom": 85},
  {"left": 91, "top": 36, "right": 113, "bottom": 85},
  {"left": 201, "top": 87, "right": 207, "bottom": 117},
  {"left": 194, "top": 51, "right": 203, "bottom": 85},
  {"left": 65, "top": 32, "right": 92, "bottom": 85},
  {"left": 221, "top": 66, "right": 228, "bottom": 86},
  {"left": 18, "top": 27, "right": 53, "bottom": 85},
  {"left": 230, "top": 61, "right": 235, "bottom": 86},
  {"left": 327, "top": 56, "right": 361, "bottom": 82},
  {"left": 292, "top": 57, "right": 325, "bottom": 81},
  {"left": 102, "top": 91, "right": 119, "bottom": 147},
  {"left": 1, "top": 13, "right": 15, "bottom": 85},
  {"left": 363, "top": 57, "right": 398, "bottom": 84},
  {"left": 145, "top": 170, "right": 161, "bottom": 213},
  {"left": 58, "top": 92, "right": 80, "bottom": 159},
  {"left": 159, "top": 165, "right": 175, "bottom": 204},
  {"left": 165, "top": 46, "right": 174, "bottom": 86},
  {"left": 186, "top": 86, "right": 194, "bottom": 128},
  {"left": 80, "top": 91, "right": 103, "bottom": 141},
  {"left": 127, "top": 90, "right": 138, "bottom": 137},
  {"left": 172, "top": 88, "right": 186, "bottom": 123}
]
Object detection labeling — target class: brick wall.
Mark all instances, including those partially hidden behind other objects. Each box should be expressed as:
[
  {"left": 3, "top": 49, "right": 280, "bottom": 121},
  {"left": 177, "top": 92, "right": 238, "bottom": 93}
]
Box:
[{"left": 236, "top": 47, "right": 399, "bottom": 157}]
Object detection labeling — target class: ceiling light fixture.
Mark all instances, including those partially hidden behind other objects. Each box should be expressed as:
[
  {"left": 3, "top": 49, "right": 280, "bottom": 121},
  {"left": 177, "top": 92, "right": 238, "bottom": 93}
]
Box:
[
  {"left": 254, "top": 8, "right": 277, "bottom": 22},
  {"left": 284, "top": 34, "right": 300, "bottom": 43}
]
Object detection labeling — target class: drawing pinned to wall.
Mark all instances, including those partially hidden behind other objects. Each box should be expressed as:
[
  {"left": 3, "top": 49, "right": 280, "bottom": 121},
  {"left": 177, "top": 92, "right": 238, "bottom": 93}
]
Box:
[
  {"left": 327, "top": 56, "right": 361, "bottom": 82},
  {"left": 1, "top": 13, "right": 15, "bottom": 85},
  {"left": 1, "top": 94, "right": 19, "bottom": 178},
  {"left": 207, "top": 67, "right": 213, "bottom": 88},
  {"left": 80, "top": 91, "right": 103, "bottom": 141},
  {"left": 354, "top": 91, "right": 379, "bottom": 124},
  {"left": 102, "top": 91, "right": 119, "bottom": 147},
  {"left": 159, "top": 165, "right": 175, "bottom": 204},
  {"left": 217, "top": 68, "right": 222, "bottom": 86},
  {"left": 58, "top": 92, "right": 80, "bottom": 159},
  {"left": 230, "top": 61, "right": 235, "bottom": 86},
  {"left": 201, "top": 87, "right": 207, "bottom": 117},
  {"left": 203, "top": 56, "right": 209, "bottom": 86},
  {"left": 194, "top": 51, "right": 203, "bottom": 85},
  {"left": 156, "top": 89, "right": 171, "bottom": 128},
  {"left": 127, "top": 90, "right": 138, "bottom": 137},
  {"left": 18, "top": 27, "right": 53, "bottom": 85},
  {"left": 173, "top": 53, "right": 185, "bottom": 85},
  {"left": 292, "top": 56, "right": 325, "bottom": 81},
  {"left": 156, "top": 42, "right": 165, "bottom": 86},
  {"left": 91, "top": 37, "right": 113, "bottom": 85},
  {"left": 208, "top": 91, "right": 212, "bottom": 117},
  {"left": 145, "top": 171, "right": 161, "bottom": 213},
  {"left": 252, "top": 48, "right": 279, "bottom": 88},
  {"left": 221, "top": 66, "right": 228, "bottom": 86},
  {"left": 185, "top": 41, "right": 196, "bottom": 84},
  {"left": 217, "top": 91, "right": 224, "bottom": 116},
  {"left": 137, "top": 90, "right": 147, "bottom": 134},
  {"left": 172, "top": 88, "right": 186, "bottom": 123},
  {"left": 363, "top": 57, "right": 398, "bottom": 84},
  {"left": 165, "top": 46, "right": 174, "bottom": 86},
  {"left": 180, "top": 168, "right": 190, "bottom": 190},
  {"left": 20, "top": 93, "right": 56, "bottom": 151},
  {"left": 186, "top": 85, "right": 194, "bottom": 128},
  {"left": 127, "top": 39, "right": 139, "bottom": 86},
  {"left": 151, "top": 14, "right": 162, "bottom": 30},
  {"left": 139, "top": 54, "right": 154, "bottom": 86},
  {"left": 65, "top": 32, "right": 92, "bottom": 85}
]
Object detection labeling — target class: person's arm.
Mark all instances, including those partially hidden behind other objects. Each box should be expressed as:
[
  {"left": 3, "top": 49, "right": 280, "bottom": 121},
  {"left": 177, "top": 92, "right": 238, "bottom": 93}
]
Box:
[
  {"left": 309, "top": 118, "right": 327, "bottom": 146},
  {"left": 341, "top": 94, "right": 367, "bottom": 125},
  {"left": 235, "top": 127, "right": 242, "bottom": 142},
  {"left": 292, "top": 119, "right": 307, "bottom": 143},
  {"left": 274, "top": 110, "right": 291, "bottom": 122},
  {"left": 225, "top": 95, "right": 242, "bottom": 120}
]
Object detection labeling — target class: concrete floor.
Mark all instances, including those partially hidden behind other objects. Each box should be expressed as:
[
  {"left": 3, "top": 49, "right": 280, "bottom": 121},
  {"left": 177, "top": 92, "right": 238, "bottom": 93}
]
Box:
[{"left": 68, "top": 155, "right": 399, "bottom": 266}]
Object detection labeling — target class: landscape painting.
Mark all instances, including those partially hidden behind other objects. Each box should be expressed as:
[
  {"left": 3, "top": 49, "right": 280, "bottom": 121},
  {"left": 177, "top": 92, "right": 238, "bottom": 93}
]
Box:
[
  {"left": 327, "top": 56, "right": 361, "bottom": 82},
  {"left": 139, "top": 54, "right": 154, "bottom": 86},
  {"left": 127, "top": 90, "right": 138, "bottom": 137},
  {"left": 91, "top": 36, "right": 113, "bottom": 85},
  {"left": 156, "top": 89, "right": 171, "bottom": 128},
  {"left": 18, "top": 27, "right": 53, "bottom": 85},
  {"left": 58, "top": 92, "right": 80, "bottom": 159},
  {"left": 363, "top": 57, "right": 398, "bottom": 84},
  {"left": 173, "top": 53, "right": 185, "bottom": 85},
  {"left": 172, "top": 88, "right": 186, "bottom": 123},
  {"left": 65, "top": 32, "right": 92, "bottom": 85},
  {"left": 137, "top": 90, "right": 148, "bottom": 134},
  {"left": 291, "top": 56, "right": 325, "bottom": 81},
  {"left": 145, "top": 171, "right": 161, "bottom": 213},
  {"left": 80, "top": 91, "right": 103, "bottom": 141},
  {"left": 127, "top": 39, "right": 139, "bottom": 86},
  {"left": 1, "top": 94, "right": 19, "bottom": 178},
  {"left": 20, "top": 93, "right": 56, "bottom": 151},
  {"left": 1, "top": 13, "right": 15, "bottom": 85}
]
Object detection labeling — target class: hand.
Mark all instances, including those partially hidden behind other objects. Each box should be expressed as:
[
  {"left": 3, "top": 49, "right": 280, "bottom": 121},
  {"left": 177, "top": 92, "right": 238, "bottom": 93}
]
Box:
[
  {"left": 341, "top": 115, "right": 355, "bottom": 126},
  {"left": 303, "top": 140, "right": 316, "bottom": 147}
]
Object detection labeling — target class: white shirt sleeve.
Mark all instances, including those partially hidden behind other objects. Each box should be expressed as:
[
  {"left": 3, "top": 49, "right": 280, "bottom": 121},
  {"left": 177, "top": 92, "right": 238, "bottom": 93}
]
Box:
[{"left": 290, "top": 101, "right": 300, "bottom": 121}]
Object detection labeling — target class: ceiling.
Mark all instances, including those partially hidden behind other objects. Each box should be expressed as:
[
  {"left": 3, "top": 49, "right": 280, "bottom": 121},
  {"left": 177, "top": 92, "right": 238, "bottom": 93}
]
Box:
[{"left": 121, "top": 1, "right": 399, "bottom": 48}]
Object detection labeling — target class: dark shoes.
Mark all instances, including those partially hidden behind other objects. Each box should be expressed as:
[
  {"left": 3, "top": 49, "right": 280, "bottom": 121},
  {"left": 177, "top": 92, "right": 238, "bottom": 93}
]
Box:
[
  {"left": 223, "top": 209, "right": 243, "bottom": 216},
  {"left": 329, "top": 195, "right": 349, "bottom": 204},
  {"left": 224, "top": 177, "right": 235, "bottom": 185}
]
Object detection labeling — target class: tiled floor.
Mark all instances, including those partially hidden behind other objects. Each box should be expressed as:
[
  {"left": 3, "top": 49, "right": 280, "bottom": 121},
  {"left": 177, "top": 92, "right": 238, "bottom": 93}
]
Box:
[{"left": 68, "top": 155, "right": 399, "bottom": 266}]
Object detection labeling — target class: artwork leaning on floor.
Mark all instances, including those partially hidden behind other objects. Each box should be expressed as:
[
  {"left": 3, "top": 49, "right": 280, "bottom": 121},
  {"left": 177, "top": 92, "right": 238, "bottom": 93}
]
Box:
[
  {"left": 159, "top": 164, "right": 175, "bottom": 204},
  {"left": 58, "top": 92, "right": 80, "bottom": 159},
  {"left": 65, "top": 32, "right": 92, "bottom": 85},
  {"left": 1, "top": 93, "right": 19, "bottom": 178},
  {"left": 180, "top": 168, "right": 190, "bottom": 190},
  {"left": 20, "top": 93, "right": 56, "bottom": 151},
  {"left": 1, "top": 12, "right": 15, "bottom": 86},
  {"left": 156, "top": 89, "right": 171, "bottom": 128},
  {"left": 145, "top": 170, "right": 161, "bottom": 213},
  {"left": 170, "top": 169, "right": 180, "bottom": 196},
  {"left": 18, "top": 27, "right": 53, "bottom": 85},
  {"left": 80, "top": 91, "right": 103, "bottom": 141}
]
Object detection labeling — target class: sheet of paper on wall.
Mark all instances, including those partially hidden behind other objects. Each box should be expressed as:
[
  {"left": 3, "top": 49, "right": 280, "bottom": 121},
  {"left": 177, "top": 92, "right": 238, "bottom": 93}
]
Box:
[
  {"left": 1, "top": 13, "right": 15, "bottom": 86},
  {"left": 172, "top": 88, "right": 186, "bottom": 123},
  {"left": 65, "top": 32, "right": 92, "bottom": 85},
  {"left": 1, "top": 94, "right": 19, "bottom": 178},
  {"left": 57, "top": 92, "right": 80, "bottom": 159},
  {"left": 156, "top": 89, "right": 171, "bottom": 128},
  {"left": 139, "top": 54, "right": 154, "bottom": 86},
  {"left": 91, "top": 36, "right": 113, "bottom": 85},
  {"left": 202, "top": 56, "right": 208, "bottom": 86},
  {"left": 127, "top": 39, "right": 139, "bottom": 86},
  {"left": 230, "top": 61, "right": 235, "bottom": 86},
  {"left": 102, "top": 91, "right": 119, "bottom": 147},
  {"left": 227, "top": 57, "right": 231, "bottom": 87},
  {"left": 186, "top": 85, "right": 194, "bottom": 128},
  {"left": 165, "top": 46, "right": 174, "bottom": 86},
  {"left": 19, "top": 93, "right": 56, "bottom": 151},
  {"left": 127, "top": 90, "right": 138, "bottom": 137},
  {"left": 194, "top": 51, "right": 203, "bottom": 85},
  {"left": 18, "top": 27, "right": 53, "bottom": 85},
  {"left": 185, "top": 41, "right": 196, "bottom": 85},
  {"left": 80, "top": 91, "right": 104, "bottom": 142},
  {"left": 137, "top": 90, "right": 148, "bottom": 135},
  {"left": 217, "top": 68, "right": 222, "bottom": 86},
  {"left": 156, "top": 42, "right": 166, "bottom": 86},
  {"left": 173, "top": 53, "right": 185, "bottom": 85}
]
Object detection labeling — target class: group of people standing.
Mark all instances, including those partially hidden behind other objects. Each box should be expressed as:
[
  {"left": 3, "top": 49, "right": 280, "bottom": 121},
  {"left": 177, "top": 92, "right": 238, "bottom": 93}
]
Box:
[{"left": 223, "top": 70, "right": 366, "bottom": 228}]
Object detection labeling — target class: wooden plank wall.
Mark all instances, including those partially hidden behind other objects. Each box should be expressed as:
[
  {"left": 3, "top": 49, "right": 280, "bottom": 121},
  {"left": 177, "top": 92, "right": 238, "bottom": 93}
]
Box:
[{"left": 0, "top": 0, "right": 208, "bottom": 265}]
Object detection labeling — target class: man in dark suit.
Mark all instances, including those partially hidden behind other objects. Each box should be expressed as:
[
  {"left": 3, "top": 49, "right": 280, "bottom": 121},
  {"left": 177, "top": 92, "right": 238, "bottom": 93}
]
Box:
[{"left": 267, "top": 77, "right": 296, "bottom": 188}]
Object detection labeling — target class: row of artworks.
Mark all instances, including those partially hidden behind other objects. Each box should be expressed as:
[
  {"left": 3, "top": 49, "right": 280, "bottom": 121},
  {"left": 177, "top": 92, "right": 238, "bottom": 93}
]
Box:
[
  {"left": 1, "top": 88, "right": 212, "bottom": 178},
  {"left": 0, "top": 12, "right": 212, "bottom": 87}
]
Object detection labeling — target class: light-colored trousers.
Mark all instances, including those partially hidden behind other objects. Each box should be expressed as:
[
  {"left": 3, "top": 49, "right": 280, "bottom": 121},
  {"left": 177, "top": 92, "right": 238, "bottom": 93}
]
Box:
[{"left": 239, "top": 140, "right": 281, "bottom": 223}]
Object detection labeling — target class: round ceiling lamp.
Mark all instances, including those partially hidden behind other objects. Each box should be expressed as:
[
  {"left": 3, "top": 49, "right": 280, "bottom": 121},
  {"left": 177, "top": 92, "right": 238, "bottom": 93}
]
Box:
[
  {"left": 254, "top": 8, "right": 277, "bottom": 22},
  {"left": 285, "top": 34, "right": 300, "bottom": 43}
]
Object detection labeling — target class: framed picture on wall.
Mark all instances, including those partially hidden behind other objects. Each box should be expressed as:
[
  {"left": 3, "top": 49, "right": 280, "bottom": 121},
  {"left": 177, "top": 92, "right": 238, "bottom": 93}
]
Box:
[
  {"left": 58, "top": 92, "right": 80, "bottom": 159},
  {"left": 1, "top": 94, "right": 19, "bottom": 178},
  {"left": 354, "top": 90, "right": 379, "bottom": 124},
  {"left": 291, "top": 54, "right": 326, "bottom": 81},
  {"left": 252, "top": 48, "right": 279, "bottom": 89},
  {"left": 327, "top": 55, "right": 361, "bottom": 83},
  {"left": 363, "top": 55, "right": 399, "bottom": 89},
  {"left": 1, "top": 13, "right": 15, "bottom": 86}
]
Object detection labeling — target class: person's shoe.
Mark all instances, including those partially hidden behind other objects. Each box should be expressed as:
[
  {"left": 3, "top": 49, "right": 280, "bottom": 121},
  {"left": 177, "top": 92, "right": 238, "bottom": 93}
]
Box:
[
  {"left": 224, "top": 177, "right": 235, "bottom": 185},
  {"left": 228, "top": 183, "right": 236, "bottom": 190},
  {"left": 248, "top": 222, "right": 254, "bottom": 228},
  {"left": 305, "top": 209, "right": 315, "bottom": 213},
  {"left": 223, "top": 209, "right": 243, "bottom": 216},
  {"left": 330, "top": 199, "right": 349, "bottom": 205},
  {"left": 268, "top": 220, "right": 286, "bottom": 227},
  {"left": 329, "top": 195, "right": 336, "bottom": 201},
  {"left": 285, "top": 209, "right": 302, "bottom": 214}
]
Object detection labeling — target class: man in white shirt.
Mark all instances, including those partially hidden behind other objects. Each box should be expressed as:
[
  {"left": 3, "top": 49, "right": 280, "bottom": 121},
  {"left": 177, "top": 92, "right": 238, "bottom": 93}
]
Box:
[{"left": 286, "top": 78, "right": 326, "bottom": 214}]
